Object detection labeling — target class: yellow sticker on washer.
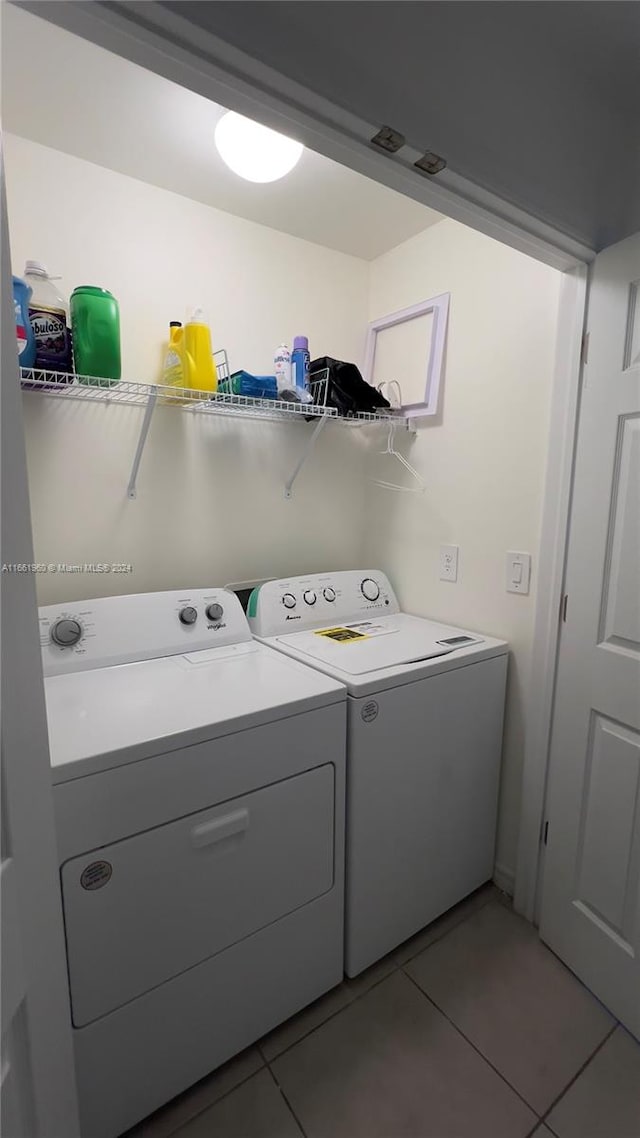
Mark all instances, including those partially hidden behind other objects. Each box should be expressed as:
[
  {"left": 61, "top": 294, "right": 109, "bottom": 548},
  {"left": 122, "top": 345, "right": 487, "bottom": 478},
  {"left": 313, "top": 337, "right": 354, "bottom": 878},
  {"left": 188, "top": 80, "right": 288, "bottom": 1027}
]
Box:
[{"left": 314, "top": 626, "right": 369, "bottom": 643}]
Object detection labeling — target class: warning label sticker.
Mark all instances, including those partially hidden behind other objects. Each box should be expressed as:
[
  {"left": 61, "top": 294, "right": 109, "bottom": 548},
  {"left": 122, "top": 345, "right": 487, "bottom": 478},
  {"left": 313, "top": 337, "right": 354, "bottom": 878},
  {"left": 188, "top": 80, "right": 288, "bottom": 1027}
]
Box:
[{"left": 314, "top": 626, "right": 369, "bottom": 643}]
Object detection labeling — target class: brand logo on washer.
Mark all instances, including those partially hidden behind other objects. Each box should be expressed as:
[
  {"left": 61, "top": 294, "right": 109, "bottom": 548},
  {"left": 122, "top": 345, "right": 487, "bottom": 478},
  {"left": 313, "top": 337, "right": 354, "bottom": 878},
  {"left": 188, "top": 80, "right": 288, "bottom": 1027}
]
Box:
[
  {"left": 361, "top": 700, "right": 379, "bottom": 723},
  {"left": 285, "top": 614, "right": 301, "bottom": 621},
  {"left": 80, "top": 860, "right": 112, "bottom": 890}
]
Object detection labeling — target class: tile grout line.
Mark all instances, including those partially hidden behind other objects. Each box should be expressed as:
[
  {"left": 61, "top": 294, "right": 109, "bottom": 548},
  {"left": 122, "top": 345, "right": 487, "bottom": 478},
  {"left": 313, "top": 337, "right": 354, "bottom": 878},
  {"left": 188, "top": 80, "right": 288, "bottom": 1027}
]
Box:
[
  {"left": 537, "top": 1021, "right": 619, "bottom": 1134},
  {"left": 261, "top": 964, "right": 399, "bottom": 1064},
  {"left": 155, "top": 962, "right": 407, "bottom": 1138},
  {"left": 392, "top": 890, "right": 497, "bottom": 967},
  {"left": 262, "top": 888, "right": 498, "bottom": 1065},
  {"left": 157, "top": 1059, "right": 269, "bottom": 1138},
  {"left": 401, "top": 965, "right": 545, "bottom": 1120},
  {"left": 139, "top": 887, "right": 501, "bottom": 1137},
  {"left": 400, "top": 900, "right": 621, "bottom": 1129},
  {"left": 266, "top": 1063, "right": 310, "bottom": 1138}
]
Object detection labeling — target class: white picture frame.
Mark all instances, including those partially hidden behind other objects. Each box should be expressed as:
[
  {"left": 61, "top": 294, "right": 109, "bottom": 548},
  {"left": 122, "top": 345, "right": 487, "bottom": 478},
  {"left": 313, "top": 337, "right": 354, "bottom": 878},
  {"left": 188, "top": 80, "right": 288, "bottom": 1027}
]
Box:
[{"left": 364, "top": 292, "right": 450, "bottom": 419}]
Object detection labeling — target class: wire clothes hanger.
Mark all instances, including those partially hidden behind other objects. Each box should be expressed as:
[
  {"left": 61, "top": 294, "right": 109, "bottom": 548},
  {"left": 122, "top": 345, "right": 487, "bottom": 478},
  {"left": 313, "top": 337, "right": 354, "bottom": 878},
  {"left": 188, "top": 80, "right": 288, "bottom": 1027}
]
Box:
[
  {"left": 374, "top": 420, "right": 426, "bottom": 493},
  {"left": 374, "top": 381, "right": 425, "bottom": 493}
]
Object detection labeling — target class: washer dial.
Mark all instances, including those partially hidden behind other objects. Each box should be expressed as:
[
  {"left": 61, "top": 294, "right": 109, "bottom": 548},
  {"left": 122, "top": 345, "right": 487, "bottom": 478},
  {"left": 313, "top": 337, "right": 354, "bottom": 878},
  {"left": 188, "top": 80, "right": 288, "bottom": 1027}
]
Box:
[
  {"left": 323, "top": 587, "right": 336, "bottom": 602},
  {"left": 303, "top": 590, "right": 317, "bottom": 606},
  {"left": 282, "top": 593, "right": 297, "bottom": 610},
  {"left": 179, "top": 606, "right": 198, "bottom": 625},
  {"left": 206, "top": 603, "right": 224, "bottom": 622},
  {"left": 50, "top": 618, "right": 82, "bottom": 647},
  {"left": 360, "top": 578, "right": 380, "bottom": 602}
]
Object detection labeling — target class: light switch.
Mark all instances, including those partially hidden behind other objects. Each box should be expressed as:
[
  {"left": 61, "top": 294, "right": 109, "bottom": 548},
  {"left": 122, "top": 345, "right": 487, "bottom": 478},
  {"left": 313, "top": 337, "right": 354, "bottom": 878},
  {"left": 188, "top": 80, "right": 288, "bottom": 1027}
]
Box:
[
  {"left": 440, "top": 544, "right": 459, "bottom": 582},
  {"left": 506, "top": 551, "right": 531, "bottom": 594}
]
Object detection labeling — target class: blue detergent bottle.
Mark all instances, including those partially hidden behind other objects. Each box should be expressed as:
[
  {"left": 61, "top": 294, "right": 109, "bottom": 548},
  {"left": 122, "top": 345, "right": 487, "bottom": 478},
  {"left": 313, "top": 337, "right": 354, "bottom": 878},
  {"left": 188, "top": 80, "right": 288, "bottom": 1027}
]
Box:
[{"left": 13, "top": 276, "right": 36, "bottom": 370}]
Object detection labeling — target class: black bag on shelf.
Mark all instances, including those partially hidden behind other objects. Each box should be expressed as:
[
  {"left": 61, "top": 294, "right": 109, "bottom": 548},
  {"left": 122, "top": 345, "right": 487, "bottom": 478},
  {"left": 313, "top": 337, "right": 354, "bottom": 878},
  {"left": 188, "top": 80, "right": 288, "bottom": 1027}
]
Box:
[{"left": 310, "top": 356, "right": 390, "bottom": 416}]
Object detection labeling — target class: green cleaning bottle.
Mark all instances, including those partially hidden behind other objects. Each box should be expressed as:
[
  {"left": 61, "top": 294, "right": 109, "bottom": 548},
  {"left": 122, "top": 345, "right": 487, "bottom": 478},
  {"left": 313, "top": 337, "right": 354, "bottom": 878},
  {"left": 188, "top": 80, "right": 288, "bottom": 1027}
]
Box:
[{"left": 71, "top": 286, "right": 121, "bottom": 385}]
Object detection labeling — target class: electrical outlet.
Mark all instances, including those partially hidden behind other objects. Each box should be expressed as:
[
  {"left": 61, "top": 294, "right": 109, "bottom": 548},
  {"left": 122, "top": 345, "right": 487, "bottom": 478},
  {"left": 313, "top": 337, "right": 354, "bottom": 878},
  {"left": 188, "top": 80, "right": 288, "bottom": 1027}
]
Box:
[{"left": 439, "top": 544, "right": 459, "bottom": 582}]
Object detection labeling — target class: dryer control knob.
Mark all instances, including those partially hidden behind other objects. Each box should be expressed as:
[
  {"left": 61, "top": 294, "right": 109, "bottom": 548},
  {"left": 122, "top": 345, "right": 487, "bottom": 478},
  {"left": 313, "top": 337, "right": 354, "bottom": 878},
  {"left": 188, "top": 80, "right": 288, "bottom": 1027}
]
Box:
[
  {"left": 361, "top": 578, "right": 380, "bottom": 602},
  {"left": 206, "top": 603, "right": 224, "bottom": 622},
  {"left": 282, "top": 593, "right": 297, "bottom": 610},
  {"left": 179, "top": 606, "right": 198, "bottom": 625},
  {"left": 50, "top": 618, "right": 82, "bottom": 647},
  {"left": 323, "top": 587, "right": 336, "bottom": 602},
  {"left": 303, "top": 590, "right": 317, "bottom": 606}
]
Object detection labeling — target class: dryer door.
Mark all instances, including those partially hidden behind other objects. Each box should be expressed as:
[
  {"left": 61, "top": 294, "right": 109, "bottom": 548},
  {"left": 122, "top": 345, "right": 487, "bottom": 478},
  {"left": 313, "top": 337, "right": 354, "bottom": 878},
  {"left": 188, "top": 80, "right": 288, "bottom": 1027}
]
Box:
[{"left": 61, "top": 764, "right": 334, "bottom": 1025}]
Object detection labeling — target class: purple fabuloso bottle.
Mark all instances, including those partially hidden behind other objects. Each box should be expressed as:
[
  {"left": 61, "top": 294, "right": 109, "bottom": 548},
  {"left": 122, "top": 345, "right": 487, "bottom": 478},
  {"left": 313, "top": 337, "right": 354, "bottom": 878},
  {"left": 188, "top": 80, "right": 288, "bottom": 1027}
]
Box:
[{"left": 291, "top": 335, "right": 311, "bottom": 390}]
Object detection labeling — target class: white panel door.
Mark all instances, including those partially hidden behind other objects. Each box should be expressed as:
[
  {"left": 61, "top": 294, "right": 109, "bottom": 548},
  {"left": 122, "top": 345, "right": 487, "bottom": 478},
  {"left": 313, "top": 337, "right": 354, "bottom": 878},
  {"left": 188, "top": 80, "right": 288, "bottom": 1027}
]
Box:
[
  {"left": 1, "top": 141, "right": 80, "bottom": 1137},
  {"left": 540, "top": 233, "right": 640, "bottom": 1037}
]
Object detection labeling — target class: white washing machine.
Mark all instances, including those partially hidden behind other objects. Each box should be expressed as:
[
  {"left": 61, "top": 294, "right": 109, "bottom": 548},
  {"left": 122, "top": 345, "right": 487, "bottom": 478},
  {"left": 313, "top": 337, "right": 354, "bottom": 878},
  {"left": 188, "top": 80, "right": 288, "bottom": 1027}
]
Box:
[
  {"left": 39, "top": 588, "right": 346, "bottom": 1138},
  {"left": 248, "top": 570, "right": 508, "bottom": 978}
]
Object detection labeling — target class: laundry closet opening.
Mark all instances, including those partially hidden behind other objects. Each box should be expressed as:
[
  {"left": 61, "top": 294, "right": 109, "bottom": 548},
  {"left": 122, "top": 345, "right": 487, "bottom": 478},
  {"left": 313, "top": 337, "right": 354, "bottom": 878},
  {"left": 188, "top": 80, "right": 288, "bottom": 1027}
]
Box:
[{"left": 4, "top": 3, "right": 562, "bottom": 923}]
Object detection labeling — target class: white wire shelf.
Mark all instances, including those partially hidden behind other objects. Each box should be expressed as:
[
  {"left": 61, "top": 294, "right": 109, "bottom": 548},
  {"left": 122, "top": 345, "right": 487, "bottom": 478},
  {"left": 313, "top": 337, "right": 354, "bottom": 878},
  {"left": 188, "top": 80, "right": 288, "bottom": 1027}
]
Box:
[
  {"left": 20, "top": 369, "right": 333, "bottom": 423},
  {"left": 20, "top": 368, "right": 406, "bottom": 426}
]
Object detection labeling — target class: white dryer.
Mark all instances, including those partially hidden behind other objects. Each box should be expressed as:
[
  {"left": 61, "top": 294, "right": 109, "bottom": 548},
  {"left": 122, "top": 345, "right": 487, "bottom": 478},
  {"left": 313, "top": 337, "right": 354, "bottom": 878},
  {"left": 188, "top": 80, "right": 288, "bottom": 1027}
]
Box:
[
  {"left": 39, "top": 588, "right": 346, "bottom": 1138},
  {"left": 248, "top": 570, "right": 508, "bottom": 978}
]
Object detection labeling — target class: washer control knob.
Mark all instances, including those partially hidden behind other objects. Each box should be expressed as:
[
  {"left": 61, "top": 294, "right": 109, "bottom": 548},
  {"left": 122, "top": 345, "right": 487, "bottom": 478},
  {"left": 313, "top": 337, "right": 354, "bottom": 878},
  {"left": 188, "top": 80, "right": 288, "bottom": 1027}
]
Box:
[
  {"left": 179, "top": 606, "right": 198, "bottom": 625},
  {"left": 323, "top": 587, "right": 336, "bottom": 602},
  {"left": 282, "top": 593, "right": 297, "bottom": 610},
  {"left": 205, "top": 603, "right": 224, "bottom": 622},
  {"left": 303, "top": 590, "right": 317, "bottom": 606},
  {"left": 361, "top": 578, "right": 380, "bottom": 602},
  {"left": 50, "top": 618, "right": 82, "bottom": 647}
]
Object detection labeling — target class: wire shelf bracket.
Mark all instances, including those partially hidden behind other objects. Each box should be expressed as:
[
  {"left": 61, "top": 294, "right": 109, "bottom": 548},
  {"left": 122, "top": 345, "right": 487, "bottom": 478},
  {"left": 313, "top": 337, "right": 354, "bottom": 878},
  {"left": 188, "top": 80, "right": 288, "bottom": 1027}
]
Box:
[
  {"left": 283, "top": 413, "right": 330, "bottom": 499},
  {"left": 127, "top": 387, "right": 158, "bottom": 500},
  {"left": 20, "top": 364, "right": 413, "bottom": 501}
]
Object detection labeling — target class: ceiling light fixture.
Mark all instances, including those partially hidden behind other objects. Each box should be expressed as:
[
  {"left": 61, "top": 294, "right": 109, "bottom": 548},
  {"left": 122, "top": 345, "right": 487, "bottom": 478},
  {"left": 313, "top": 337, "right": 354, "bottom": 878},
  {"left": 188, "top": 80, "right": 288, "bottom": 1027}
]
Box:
[{"left": 214, "top": 111, "right": 304, "bottom": 183}]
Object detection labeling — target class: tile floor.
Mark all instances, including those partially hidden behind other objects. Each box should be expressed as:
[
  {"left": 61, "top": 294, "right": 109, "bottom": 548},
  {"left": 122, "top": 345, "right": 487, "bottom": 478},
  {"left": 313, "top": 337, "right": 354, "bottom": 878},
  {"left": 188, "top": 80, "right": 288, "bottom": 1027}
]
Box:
[{"left": 125, "top": 887, "right": 640, "bottom": 1138}]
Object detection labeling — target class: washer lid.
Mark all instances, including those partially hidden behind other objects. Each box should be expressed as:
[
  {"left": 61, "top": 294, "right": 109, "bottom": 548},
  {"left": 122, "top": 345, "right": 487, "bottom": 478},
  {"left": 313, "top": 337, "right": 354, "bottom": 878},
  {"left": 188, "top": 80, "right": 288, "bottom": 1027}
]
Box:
[
  {"left": 274, "top": 615, "right": 481, "bottom": 675},
  {"left": 45, "top": 640, "right": 345, "bottom": 782},
  {"left": 264, "top": 613, "right": 510, "bottom": 697}
]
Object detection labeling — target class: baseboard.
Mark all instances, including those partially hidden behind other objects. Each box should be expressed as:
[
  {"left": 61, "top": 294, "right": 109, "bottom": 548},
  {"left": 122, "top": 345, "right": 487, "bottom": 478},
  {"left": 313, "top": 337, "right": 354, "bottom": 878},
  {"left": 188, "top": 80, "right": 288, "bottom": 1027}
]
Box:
[{"left": 493, "top": 862, "right": 515, "bottom": 896}]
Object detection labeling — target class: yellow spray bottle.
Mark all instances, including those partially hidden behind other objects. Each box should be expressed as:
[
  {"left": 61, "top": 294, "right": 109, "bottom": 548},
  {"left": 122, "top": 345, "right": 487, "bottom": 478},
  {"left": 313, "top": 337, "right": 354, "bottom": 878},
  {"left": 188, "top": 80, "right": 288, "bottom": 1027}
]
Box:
[{"left": 184, "top": 307, "right": 217, "bottom": 393}]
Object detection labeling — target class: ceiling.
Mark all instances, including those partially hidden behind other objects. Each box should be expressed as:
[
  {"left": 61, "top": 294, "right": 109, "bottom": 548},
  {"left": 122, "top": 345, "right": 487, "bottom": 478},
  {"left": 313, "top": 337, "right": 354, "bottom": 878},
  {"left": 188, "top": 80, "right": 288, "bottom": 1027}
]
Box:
[
  {"left": 0, "top": 5, "right": 443, "bottom": 261},
  {"left": 158, "top": 0, "right": 640, "bottom": 250}
]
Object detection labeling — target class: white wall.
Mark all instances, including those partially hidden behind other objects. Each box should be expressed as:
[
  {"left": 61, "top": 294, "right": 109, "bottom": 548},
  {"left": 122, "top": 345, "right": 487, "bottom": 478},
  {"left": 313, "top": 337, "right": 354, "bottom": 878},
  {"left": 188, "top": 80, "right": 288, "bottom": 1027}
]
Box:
[
  {"left": 4, "top": 133, "right": 368, "bottom": 383},
  {"left": 4, "top": 134, "right": 370, "bottom": 604},
  {"left": 364, "top": 219, "right": 561, "bottom": 882}
]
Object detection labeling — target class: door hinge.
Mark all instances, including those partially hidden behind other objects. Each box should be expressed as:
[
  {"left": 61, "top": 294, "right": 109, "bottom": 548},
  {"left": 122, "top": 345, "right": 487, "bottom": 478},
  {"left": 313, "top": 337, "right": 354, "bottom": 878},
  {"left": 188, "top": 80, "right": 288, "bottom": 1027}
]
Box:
[
  {"left": 561, "top": 593, "right": 568, "bottom": 623},
  {"left": 581, "top": 331, "right": 590, "bottom": 366},
  {"left": 414, "top": 150, "right": 447, "bottom": 176},
  {"left": 543, "top": 820, "right": 549, "bottom": 846},
  {"left": 370, "top": 125, "right": 406, "bottom": 154}
]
